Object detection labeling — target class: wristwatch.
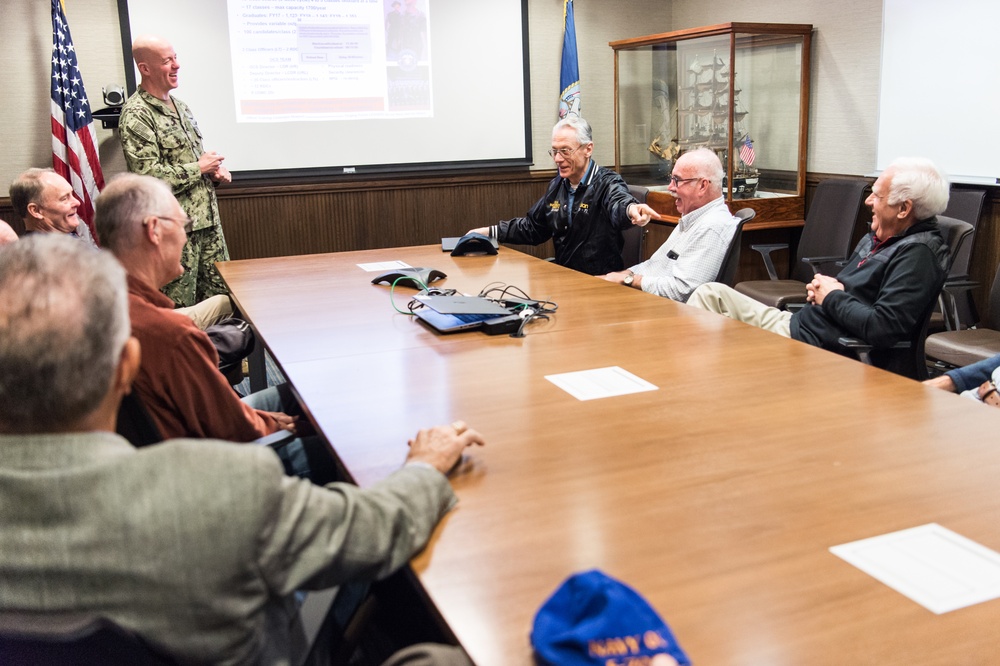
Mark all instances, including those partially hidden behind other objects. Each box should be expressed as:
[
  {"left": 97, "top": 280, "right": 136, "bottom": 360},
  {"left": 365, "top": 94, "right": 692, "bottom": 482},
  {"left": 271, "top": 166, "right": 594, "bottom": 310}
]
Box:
[{"left": 623, "top": 271, "right": 635, "bottom": 287}]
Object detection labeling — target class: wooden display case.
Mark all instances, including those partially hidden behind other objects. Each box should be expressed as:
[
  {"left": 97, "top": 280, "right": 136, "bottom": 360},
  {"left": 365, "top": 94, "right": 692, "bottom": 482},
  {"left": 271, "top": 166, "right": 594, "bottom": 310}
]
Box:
[{"left": 611, "top": 23, "right": 813, "bottom": 227}]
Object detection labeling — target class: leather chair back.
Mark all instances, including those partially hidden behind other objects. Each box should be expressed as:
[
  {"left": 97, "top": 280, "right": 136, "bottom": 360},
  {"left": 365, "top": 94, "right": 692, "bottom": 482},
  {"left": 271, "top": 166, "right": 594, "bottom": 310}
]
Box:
[
  {"left": 791, "top": 178, "right": 869, "bottom": 283},
  {"left": 715, "top": 208, "right": 755, "bottom": 286}
]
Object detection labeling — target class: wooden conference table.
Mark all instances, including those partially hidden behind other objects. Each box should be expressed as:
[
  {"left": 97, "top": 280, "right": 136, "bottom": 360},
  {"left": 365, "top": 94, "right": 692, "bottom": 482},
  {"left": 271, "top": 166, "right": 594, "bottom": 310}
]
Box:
[{"left": 218, "top": 246, "right": 1000, "bottom": 665}]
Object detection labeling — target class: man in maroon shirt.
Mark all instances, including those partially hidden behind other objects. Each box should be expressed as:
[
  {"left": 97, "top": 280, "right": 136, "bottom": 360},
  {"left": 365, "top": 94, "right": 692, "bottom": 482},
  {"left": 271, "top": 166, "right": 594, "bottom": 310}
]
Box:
[{"left": 95, "top": 173, "right": 315, "bottom": 475}]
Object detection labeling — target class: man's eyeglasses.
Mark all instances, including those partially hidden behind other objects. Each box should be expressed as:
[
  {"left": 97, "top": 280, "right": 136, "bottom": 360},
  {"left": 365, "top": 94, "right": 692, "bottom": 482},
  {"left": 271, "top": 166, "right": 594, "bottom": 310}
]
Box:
[
  {"left": 548, "top": 145, "right": 583, "bottom": 159},
  {"left": 157, "top": 214, "right": 194, "bottom": 234},
  {"left": 668, "top": 175, "right": 702, "bottom": 187}
]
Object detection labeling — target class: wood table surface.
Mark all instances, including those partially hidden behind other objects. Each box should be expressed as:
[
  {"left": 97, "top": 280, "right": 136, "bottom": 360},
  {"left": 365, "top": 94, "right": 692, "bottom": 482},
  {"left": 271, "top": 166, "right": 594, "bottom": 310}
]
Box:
[{"left": 219, "top": 245, "right": 1000, "bottom": 666}]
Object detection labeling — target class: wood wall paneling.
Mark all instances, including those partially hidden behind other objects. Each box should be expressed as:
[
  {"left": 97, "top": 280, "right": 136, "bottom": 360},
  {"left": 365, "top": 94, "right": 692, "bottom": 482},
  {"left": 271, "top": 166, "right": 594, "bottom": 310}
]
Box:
[
  {"left": 0, "top": 173, "right": 997, "bottom": 314},
  {"left": 215, "top": 171, "right": 557, "bottom": 260}
]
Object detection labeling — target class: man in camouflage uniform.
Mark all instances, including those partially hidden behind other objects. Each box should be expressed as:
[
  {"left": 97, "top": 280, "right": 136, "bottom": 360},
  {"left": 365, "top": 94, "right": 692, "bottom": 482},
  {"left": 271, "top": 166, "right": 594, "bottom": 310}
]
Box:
[{"left": 119, "top": 35, "right": 231, "bottom": 307}]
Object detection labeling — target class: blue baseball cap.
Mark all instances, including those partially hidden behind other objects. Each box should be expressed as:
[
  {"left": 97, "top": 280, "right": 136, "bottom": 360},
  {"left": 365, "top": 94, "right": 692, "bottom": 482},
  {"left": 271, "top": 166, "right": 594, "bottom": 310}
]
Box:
[{"left": 531, "top": 570, "right": 691, "bottom": 666}]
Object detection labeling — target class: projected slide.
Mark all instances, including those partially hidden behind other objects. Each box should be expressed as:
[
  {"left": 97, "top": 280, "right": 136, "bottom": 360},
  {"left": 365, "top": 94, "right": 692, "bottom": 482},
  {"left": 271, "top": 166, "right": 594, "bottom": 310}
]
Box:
[
  {"left": 227, "top": 0, "right": 432, "bottom": 122},
  {"left": 122, "top": 0, "right": 528, "bottom": 174}
]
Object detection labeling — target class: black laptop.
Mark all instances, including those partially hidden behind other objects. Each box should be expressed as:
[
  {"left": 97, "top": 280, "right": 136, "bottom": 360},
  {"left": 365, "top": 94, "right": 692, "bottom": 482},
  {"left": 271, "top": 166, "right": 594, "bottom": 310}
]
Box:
[{"left": 412, "top": 294, "right": 512, "bottom": 333}]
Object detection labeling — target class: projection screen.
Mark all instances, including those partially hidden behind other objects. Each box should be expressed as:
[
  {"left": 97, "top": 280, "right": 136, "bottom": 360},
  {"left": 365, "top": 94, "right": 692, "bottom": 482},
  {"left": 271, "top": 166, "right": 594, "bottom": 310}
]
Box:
[{"left": 117, "top": 0, "right": 532, "bottom": 179}]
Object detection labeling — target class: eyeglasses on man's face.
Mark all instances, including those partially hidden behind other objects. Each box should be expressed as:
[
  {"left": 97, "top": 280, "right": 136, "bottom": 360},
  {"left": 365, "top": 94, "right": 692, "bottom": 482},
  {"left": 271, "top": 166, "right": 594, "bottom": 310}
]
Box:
[
  {"left": 157, "top": 214, "right": 194, "bottom": 235},
  {"left": 548, "top": 145, "right": 583, "bottom": 159},
  {"left": 667, "top": 175, "right": 702, "bottom": 187}
]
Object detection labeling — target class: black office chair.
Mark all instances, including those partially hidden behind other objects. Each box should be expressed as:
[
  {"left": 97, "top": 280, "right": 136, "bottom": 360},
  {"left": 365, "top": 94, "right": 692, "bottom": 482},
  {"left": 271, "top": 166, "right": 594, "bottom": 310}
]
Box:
[
  {"left": 0, "top": 612, "right": 177, "bottom": 665},
  {"left": 621, "top": 184, "right": 650, "bottom": 268},
  {"left": 929, "top": 188, "right": 987, "bottom": 332},
  {"left": 735, "top": 178, "right": 869, "bottom": 309},
  {"left": 714, "top": 208, "right": 755, "bottom": 287},
  {"left": 837, "top": 215, "right": 974, "bottom": 379},
  {"left": 925, "top": 261, "right": 1000, "bottom": 370}
]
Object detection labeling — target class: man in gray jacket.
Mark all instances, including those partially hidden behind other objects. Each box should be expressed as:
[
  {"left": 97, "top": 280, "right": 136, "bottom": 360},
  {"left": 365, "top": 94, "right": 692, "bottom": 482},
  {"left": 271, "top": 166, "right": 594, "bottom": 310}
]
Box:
[{"left": 0, "top": 234, "right": 484, "bottom": 665}]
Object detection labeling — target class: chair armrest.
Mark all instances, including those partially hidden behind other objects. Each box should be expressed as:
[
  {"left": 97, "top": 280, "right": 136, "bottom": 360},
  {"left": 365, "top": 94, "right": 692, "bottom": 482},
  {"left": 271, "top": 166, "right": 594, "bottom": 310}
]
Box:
[
  {"left": 749, "top": 243, "right": 788, "bottom": 280},
  {"left": 257, "top": 429, "right": 295, "bottom": 450},
  {"left": 837, "top": 336, "right": 875, "bottom": 365},
  {"left": 941, "top": 279, "right": 979, "bottom": 294},
  {"left": 801, "top": 255, "right": 848, "bottom": 276},
  {"left": 938, "top": 279, "right": 981, "bottom": 331},
  {"left": 837, "top": 336, "right": 911, "bottom": 367}
]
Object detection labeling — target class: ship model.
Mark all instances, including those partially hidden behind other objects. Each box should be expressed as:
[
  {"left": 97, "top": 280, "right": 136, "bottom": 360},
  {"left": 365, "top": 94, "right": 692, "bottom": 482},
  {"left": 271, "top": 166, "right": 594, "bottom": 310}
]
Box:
[{"left": 649, "top": 51, "right": 759, "bottom": 199}]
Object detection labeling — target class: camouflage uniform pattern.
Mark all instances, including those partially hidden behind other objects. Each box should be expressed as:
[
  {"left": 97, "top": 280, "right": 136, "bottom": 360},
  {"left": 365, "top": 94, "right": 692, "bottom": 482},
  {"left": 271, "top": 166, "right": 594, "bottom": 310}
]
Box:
[{"left": 119, "top": 88, "right": 230, "bottom": 306}]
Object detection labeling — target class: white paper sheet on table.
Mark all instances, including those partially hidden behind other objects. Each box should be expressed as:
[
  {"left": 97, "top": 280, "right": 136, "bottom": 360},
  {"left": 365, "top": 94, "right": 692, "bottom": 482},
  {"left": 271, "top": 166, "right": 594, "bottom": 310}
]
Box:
[
  {"left": 545, "top": 366, "right": 658, "bottom": 401},
  {"left": 358, "top": 260, "right": 411, "bottom": 272},
  {"left": 830, "top": 523, "right": 1000, "bottom": 614}
]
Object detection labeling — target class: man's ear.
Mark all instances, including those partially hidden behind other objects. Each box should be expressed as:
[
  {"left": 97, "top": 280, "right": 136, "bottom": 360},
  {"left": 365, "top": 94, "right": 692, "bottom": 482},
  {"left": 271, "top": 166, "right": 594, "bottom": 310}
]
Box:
[
  {"left": 25, "top": 202, "right": 45, "bottom": 221},
  {"left": 116, "top": 337, "right": 142, "bottom": 396},
  {"left": 142, "top": 216, "right": 161, "bottom": 245},
  {"left": 897, "top": 199, "right": 913, "bottom": 219}
]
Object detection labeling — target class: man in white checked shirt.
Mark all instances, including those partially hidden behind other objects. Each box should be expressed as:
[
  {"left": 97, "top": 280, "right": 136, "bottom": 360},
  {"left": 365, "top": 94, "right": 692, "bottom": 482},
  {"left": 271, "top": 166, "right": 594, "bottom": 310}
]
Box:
[{"left": 601, "top": 148, "right": 738, "bottom": 303}]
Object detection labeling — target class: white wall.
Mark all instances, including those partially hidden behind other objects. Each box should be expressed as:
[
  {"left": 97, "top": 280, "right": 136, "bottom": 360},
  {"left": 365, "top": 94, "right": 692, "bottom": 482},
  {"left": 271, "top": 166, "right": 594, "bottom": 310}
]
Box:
[
  {"left": 1, "top": 0, "right": 127, "bottom": 197},
  {"left": 669, "top": 0, "right": 883, "bottom": 176},
  {"left": 526, "top": 0, "right": 673, "bottom": 169},
  {"left": 1, "top": 0, "right": 878, "bottom": 197}
]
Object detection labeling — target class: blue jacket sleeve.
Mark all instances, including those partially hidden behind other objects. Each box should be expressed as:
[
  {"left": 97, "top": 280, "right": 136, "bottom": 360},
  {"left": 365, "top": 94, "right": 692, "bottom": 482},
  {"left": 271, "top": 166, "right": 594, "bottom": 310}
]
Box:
[{"left": 945, "top": 353, "right": 1000, "bottom": 392}]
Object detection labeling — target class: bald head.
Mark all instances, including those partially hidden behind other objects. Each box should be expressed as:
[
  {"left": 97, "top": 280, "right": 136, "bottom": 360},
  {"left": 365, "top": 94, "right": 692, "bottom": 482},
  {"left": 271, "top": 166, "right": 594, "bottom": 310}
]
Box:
[
  {"left": 676, "top": 148, "right": 724, "bottom": 192},
  {"left": 132, "top": 35, "right": 179, "bottom": 99},
  {"left": 132, "top": 35, "right": 169, "bottom": 64},
  {"left": 96, "top": 173, "right": 189, "bottom": 290},
  {"left": 667, "top": 148, "right": 724, "bottom": 215},
  {"left": 96, "top": 173, "right": 177, "bottom": 253},
  {"left": 0, "top": 220, "right": 17, "bottom": 246}
]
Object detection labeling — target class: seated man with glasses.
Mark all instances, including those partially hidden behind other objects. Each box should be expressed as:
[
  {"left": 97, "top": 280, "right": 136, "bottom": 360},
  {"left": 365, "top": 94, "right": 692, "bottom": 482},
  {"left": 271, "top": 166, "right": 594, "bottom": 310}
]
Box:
[
  {"left": 601, "top": 148, "right": 737, "bottom": 302},
  {"left": 467, "top": 115, "right": 662, "bottom": 275},
  {"left": 0, "top": 233, "right": 485, "bottom": 665},
  {"left": 95, "top": 174, "right": 321, "bottom": 478},
  {"left": 687, "top": 157, "right": 950, "bottom": 374}
]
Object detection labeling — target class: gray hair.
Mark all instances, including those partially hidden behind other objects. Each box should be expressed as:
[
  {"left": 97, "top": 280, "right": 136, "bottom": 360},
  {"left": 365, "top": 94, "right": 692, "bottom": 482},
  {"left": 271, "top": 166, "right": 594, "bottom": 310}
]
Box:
[
  {"left": 553, "top": 115, "right": 593, "bottom": 146},
  {"left": 886, "top": 157, "right": 949, "bottom": 220},
  {"left": 680, "top": 147, "right": 725, "bottom": 190},
  {"left": 0, "top": 235, "right": 130, "bottom": 433},
  {"left": 96, "top": 173, "right": 176, "bottom": 253},
  {"left": 9, "top": 168, "right": 56, "bottom": 222}
]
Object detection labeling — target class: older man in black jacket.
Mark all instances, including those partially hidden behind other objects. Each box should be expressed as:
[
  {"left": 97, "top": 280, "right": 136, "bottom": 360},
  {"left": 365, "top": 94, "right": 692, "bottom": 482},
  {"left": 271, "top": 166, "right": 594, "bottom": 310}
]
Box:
[
  {"left": 468, "top": 115, "right": 661, "bottom": 275},
  {"left": 687, "top": 157, "right": 950, "bottom": 371}
]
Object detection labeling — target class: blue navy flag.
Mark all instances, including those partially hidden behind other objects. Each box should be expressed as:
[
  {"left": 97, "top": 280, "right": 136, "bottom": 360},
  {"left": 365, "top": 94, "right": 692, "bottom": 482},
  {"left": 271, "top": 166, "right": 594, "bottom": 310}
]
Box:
[
  {"left": 558, "top": 0, "right": 580, "bottom": 118},
  {"left": 51, "top": 0, "right": 104, "bottom": 244}
]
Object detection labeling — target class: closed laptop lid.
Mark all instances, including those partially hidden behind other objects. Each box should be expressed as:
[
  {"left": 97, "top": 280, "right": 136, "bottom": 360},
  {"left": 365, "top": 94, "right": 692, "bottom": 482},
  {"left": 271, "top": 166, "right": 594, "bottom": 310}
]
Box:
[
  {"left": 413, "top": 309, "right": 497, "bottom": 334},
  {"left": 414, "top": 294, "right": 511, "bottom": 315}
]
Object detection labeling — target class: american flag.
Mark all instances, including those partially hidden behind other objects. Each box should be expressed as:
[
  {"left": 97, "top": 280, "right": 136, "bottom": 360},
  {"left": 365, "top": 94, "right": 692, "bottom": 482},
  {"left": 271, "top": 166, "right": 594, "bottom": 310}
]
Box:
[
  {"left": 739, "top": 135, "right": 755, "bottom": 167},
  {"left": 50, "top": 0, "right": 104, "bottom": 244}
]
